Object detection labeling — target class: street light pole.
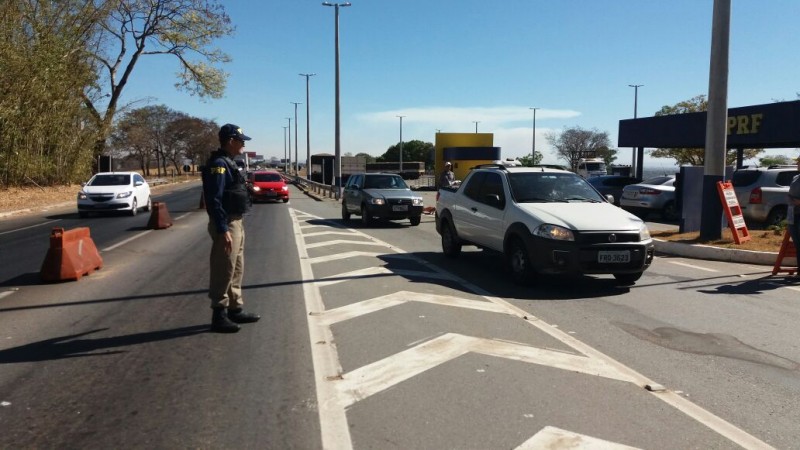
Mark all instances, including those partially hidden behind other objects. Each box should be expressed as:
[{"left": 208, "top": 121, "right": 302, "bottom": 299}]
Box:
[
  {"left": 472, "top": 121, "right": 479, "bottom": 133},
  {"left": 291, "top": 101, "right": 302, "bottom": 176},
  {"left": 299, "top": 73, "right": 316, "bottom": 181},
  {"left": 323, "top": 1, "right": 351, "bottom": 199},
  {"left": 529, "top": 107, "right": 539, "bottom": 161},
  {"left": 628, "top": 84, "right": 643, "bottom": 174},
  {"left": 285, "top": 117, "right": 292, "bottom": 173},
  {"left": 283, "top": 126, "right": 288, "bottom": 173},
  {"left": 397, "top": 115, "right": 405, "bottom": 174}
]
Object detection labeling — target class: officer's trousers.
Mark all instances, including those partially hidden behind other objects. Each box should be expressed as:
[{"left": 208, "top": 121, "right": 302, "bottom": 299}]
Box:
[{"left": 207, "top": 218, "right": 245, "bottom": 309}]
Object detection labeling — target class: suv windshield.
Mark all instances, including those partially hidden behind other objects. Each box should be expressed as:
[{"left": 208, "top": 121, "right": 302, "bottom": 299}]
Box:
[
  {"left": 363, "top": 175, "right": 407, "bottom": 189},
  {"left": 508, "top": 172, "right": 604, "bottom": 203}
]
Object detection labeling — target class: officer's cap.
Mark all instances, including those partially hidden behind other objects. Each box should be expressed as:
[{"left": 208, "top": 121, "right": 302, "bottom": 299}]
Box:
[{"left": 219, "top": 123, "right": 252, "bottom": 141}]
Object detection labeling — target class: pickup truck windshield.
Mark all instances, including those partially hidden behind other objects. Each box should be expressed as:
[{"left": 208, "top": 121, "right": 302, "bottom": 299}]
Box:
[{"left": 508, "top": 172, "right": 604, "bottom": 203}]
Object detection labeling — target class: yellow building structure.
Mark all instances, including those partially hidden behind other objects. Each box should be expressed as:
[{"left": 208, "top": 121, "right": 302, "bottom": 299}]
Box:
[{"left": 434, "top": 132, "right": 501, "bottom": 183}]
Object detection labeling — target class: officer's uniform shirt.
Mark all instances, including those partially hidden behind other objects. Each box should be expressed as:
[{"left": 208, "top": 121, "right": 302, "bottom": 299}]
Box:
[{"left": 203, "top": 149, "right": 248, "bottom": 234}]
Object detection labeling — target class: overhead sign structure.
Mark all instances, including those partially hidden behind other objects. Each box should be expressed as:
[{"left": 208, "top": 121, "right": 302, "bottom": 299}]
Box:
[{"left": 716, "top": 181, "right": 750, "bottom": 244}]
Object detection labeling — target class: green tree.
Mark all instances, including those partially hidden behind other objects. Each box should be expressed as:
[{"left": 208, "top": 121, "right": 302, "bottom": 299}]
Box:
[
  {"left": 379, "top": 140, "right": 435, "bottom": 170},
  {"left": 83, "top": 0, "right": 235, "bottom": 156},
  {"left": 517, "top": 151, "right": 543, "bottom": 167},
  {"left": 649, "top": 95, "right": 763, "bottom": 165},
  {"left": 545, "top": 126, "right": 614, "bottom": 171},
  {"left": 758, "top": 155, "right": 793, "bottom": 167}
]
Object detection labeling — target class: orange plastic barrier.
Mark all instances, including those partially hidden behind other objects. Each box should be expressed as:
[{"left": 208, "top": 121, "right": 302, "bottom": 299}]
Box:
[
  {"left": 147, "top": 201, "right": 173, "bottom": 229},
  {"left": 40, "top": 227, "right": 103, "bottom": 282},
  {"left": 772, "top": 229, "right": 797, "bottom": 275}
]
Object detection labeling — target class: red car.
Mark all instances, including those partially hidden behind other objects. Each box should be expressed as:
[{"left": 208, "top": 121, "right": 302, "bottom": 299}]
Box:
[{"left": 247, "top": 170, "right": 289, "bottom": 203}]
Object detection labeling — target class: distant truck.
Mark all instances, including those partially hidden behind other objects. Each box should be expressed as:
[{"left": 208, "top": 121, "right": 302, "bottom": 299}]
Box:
[
  {"left": 576, "top": 158, "right": 607, "bottom": 179},
  {"left": 366, "top": 161, "right": 425, "bottom": 180}
]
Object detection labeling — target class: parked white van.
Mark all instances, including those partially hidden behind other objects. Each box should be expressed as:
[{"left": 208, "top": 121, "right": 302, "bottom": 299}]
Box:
[{"left": 576, "top": 158, "right": 607, "bottom": 179}]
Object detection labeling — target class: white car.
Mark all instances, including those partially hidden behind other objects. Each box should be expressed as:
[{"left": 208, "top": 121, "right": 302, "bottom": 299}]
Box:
[
  {"left": 77, "top": 172, "right": 151, "bottom": 218},
  {"left": 619, "top": 176, "right": 678, "bottom": 221}
]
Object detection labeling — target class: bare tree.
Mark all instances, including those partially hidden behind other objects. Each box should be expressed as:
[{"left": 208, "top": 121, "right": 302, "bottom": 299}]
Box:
[
  {"left": 83, "top": 0, "right": 234, "bottom": 156},
  {"left": 545, "top": 126, "right": 613, "bottom": 171}
]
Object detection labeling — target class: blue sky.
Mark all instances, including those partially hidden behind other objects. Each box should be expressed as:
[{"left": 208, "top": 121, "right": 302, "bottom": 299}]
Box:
[{"left": 122, "top": 0, "right": 799, "bottom": 168}]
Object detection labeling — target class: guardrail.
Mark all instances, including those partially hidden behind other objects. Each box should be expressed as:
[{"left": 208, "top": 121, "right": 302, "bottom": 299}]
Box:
[{"left": 288, "top": 174, "right": 437, "bottom": 199}]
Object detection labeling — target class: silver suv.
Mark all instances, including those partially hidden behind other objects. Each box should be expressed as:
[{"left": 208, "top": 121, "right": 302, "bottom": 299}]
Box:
[{"left": 731, "top": 166, "right": 799, "bottom": 226}]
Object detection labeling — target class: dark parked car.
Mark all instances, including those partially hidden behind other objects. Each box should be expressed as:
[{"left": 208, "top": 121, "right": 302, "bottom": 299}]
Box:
[
  {"left": 586, "top": 175, "right": 639, "bottom": 205},
  {"left": 341, "top": 173, "right": 424, "bottom": 226}
]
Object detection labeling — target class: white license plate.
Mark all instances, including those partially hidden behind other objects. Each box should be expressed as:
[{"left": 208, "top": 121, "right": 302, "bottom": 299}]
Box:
[
  {"left": 392, "top": 205, "right": 408, "bottom": 212},
  {"left": 265, "top": 191, "right": 277, "bottom": 197},
  {"left": 598, "top": 250, "right": 630, "bottom": 263},
  {"left": 624, "top": 191, "right": 638, "bottom": 199}
]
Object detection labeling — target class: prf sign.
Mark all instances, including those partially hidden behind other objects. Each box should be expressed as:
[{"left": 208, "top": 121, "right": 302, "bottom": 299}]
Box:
[{"left": 728, "top": 113, "right": 763, "bottom": 136}]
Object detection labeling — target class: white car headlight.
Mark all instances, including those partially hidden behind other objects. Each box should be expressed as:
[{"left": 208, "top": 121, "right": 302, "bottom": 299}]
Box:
[
  {"left": 252, "top": 186, "right": 261, "bottom": 192},
  {"left": 412, "top": 197, "right": 423, "bottom": 206},
  {"left": 639, "top": 223, "right": 651, "bottom": 241},
  {"left": 116, "top": 191, "right": 133, "bottom": 199},
  {"left": 369, "top": 198, "right": 385, "bottom": 205},
  {"left": 533, "top": 224, "right": 575, "bottom": 241},
  {"left": 77, "top": 192, "right": 87, "bottom": 200}
]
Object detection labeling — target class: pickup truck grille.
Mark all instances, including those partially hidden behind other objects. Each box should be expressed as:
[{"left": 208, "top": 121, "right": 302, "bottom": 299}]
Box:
[{"left": 576, "top": 232, "right": 642, "bottom": 244}]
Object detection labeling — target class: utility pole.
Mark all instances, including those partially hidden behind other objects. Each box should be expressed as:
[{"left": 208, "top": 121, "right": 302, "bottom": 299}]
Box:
[
  {"left": 291, "top": 102, "right": 302, "bottom": 175},
  {"left": 299, "top": 73, "right": 316, "bottom": 180},
  {"left": 322, "top": 1, "right": 351, "bottom": 199},
  {"left": 397, "top": 115, "right": 405, "bottom": 174}
]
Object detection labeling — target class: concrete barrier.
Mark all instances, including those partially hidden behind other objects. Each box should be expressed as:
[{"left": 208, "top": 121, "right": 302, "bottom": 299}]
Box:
[
  {"left": 40, "top": 227, "right": 103, "bottom": 282},
  {"left": 147, "top": 201, "right": 173, "bottom": 229}
]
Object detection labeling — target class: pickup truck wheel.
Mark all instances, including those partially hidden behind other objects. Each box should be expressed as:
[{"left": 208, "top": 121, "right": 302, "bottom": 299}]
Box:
[
  {"left": 360, "top": 204, "right": 372, "bottom": 226},
  {"left": 341, "top": 201, "right": 350, "bottom": 220},
  {"left": 614, "top": 272, "right": 643, "bottom": 285},
  {"left": 409, "top": 216, "right": 421, "bottom": 226},
  {"left": 508, "top": 238, "right": 535, "bottom": 285},
  {"left": 441, "top": 222, "right": 462, "bottom": 257}
]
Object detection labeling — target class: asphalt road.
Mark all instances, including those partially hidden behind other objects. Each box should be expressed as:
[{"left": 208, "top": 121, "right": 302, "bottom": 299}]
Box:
[{"left": 1, "top": 181, "right": 798, "bottom": 449}]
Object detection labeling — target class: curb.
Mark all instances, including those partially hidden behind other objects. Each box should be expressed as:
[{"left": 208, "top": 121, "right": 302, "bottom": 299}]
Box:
[{"left": 653, "top": 239, "right": 790, "bottom": 267}]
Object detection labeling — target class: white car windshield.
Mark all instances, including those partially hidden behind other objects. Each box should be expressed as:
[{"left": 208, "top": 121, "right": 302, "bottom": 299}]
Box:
[
  {"left": 508, "top": 172, "right": 605, "bottom": 203},
  {"left": 90, "top": 174, "right": 131, "bottom": 186}
]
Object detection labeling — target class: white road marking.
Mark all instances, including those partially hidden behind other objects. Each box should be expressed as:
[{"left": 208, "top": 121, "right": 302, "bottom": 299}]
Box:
[
  {"left": 290, "top": 208, "right": 773, "bottom": 450},
  {"left": 304, "top": 239, "right": 390, "bottom": 250},
  {"left": 101, "top": 229, "right": 154, "bottom": 252},
  {"left": 0, "top": 219, "right": 61, "bottom": 236},
  {"left": 315, "top": 291, "right": 509, "bottom": 326},
  {"left": 516, "top": 426, "right": 640, "bottom": 449},
  {"left": 313, "top": 266, "right": 453, "bottom": 287},
  {"left": 303, "top": 230, "right": 360, "bottom": 238},
  {"left": 666, "top": 260, "right": 719, "bottom": 272},
  {"left": 0, "top": 290, "right": 17, "bottom": 300}
]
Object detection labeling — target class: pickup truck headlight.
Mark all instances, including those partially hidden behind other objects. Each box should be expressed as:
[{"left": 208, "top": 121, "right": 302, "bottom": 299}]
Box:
[
  {"left": 77, "top": 192, "right": 87, "bottom": 200},
  {"left": 412, "top": 197, "right": 423, "bottom": 206},
  {"left": 533, "top": 224, "right": 575, "bottom": 241},
  {"left": 639, "top": 223, "right": 651, "bottom": 241},
  {"left": 368, "top": 198, "right": 385, "bottom": 205},
  {"left": 116, "top": 191, "right": 133, "bottom": 199}
]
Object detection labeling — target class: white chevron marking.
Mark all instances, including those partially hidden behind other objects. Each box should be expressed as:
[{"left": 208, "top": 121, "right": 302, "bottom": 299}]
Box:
[{"left": 516, "top": 426, "right": 640, "bottom": 449}]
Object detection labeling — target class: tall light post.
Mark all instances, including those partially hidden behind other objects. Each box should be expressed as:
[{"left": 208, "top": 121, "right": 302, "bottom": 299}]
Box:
[
  {"left": 299, "top": 73, "right": 316, "bottom": 180},
  {"left": 283, "top": 126, "right": 288, "bottom": 173},
  {"left": 286, "top": 117, "right": 292, "bottom": 173},
  {"left": 472, "top": 121, "right": 480, "bottom": 133},
  {"left": 291, "top": 101, "right": 302, "bottom": 175},
  {"left": 628, "top": 84, "right": 643, "bottom": 173},
  {"left": 323, "top": 1, "right": 351, "bottom": 199},
  {"left": 397, "top": 115, "right": 405, "bottom": 173},
  {"left": 529, "top": 107, "right": 539, "bottom": 161}
]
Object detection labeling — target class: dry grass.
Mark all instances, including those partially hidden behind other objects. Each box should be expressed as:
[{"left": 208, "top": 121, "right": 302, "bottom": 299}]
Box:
[
  {"left": 0, "top": 185, "right": 81, "bottom": 213},
  {"left": 651, "top": 227, "right": 787, "bottom": 253}
]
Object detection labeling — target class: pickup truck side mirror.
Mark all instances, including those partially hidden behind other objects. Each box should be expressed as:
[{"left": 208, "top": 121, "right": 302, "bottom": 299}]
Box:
[{"left": 606, "top": 194, "right": 615, "bottom": 203}]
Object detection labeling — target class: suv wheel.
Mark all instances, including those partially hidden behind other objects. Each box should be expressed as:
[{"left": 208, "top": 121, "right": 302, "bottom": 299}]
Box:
[
  {"left": 507, "top": 238, "right": 535, "bottom": 284},
  {"left": 341, "top": 201, "right": 350, "bottom": 220},
  {"left": 360, "top": 204, "right": 372, "bottom": 226},
  {"left": 441, "top": 221, "right": 462, "bottom": 257},
  {"left": 409, "top": 216, "right": 421, "bottom": 226},
  {"left": 766, "top": 206, "right": 787, "bottom": 227}
]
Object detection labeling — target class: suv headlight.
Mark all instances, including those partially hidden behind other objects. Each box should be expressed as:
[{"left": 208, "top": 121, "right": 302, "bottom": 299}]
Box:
[
  {"left": 639, "top": 223, "right": 651, "bottom": 241},
  {"left": 533, "top": 224, "right": 575, "bottom": 241},
  {"left": 369, "top": 198, "right": 385, "bottom": 205},
  {"left": 116, "top": 191, "right": 133, "bottom": 199},
  {"left": 412, "top": 197, "right": 423, "bottom": 206}
]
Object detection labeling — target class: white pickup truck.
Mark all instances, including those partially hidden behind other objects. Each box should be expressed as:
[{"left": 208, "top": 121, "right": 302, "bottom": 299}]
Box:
[{"left": 435, "top": 164, "right": 655, "bottom": 285}]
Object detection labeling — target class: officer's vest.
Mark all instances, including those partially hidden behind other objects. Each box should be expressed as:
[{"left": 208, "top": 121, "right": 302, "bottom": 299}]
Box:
[{"left": 209, "top": 153, "right": 250, "bottom": 215}]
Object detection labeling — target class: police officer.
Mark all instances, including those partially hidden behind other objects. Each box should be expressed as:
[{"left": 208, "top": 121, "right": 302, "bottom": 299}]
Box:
[{"left": 202, "top": 123, "right": 260, "bottom": 333}]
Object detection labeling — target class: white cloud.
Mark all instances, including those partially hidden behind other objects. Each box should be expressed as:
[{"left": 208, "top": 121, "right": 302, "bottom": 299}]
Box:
[{"left": 357, "top": 106, "right": 581, "bottom": 128}]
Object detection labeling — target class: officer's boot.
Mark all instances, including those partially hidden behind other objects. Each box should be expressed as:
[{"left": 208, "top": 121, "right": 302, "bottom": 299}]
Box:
[
  {"left": 211, "top": 307, "right": 241, "bottom": 333},
  {"left": 228, "top": 308, "right": 261, "bottom": 324}
]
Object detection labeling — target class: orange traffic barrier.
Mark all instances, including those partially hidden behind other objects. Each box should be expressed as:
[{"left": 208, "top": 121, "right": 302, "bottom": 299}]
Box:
[
  {"left": 147, "top": 201, "right": 173, "bottom": 229},
  {"left": 199, "top": 192, "right": 206, "bottom": 209},
  {"left": 772, "top": 229, "right": 797, "bottom": 275},
  {"left": 422, "top": 206, "right": 436, "bottom": 215},
  {"left": 40, "top": 227, "right": 103, "bottom": 282}
]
